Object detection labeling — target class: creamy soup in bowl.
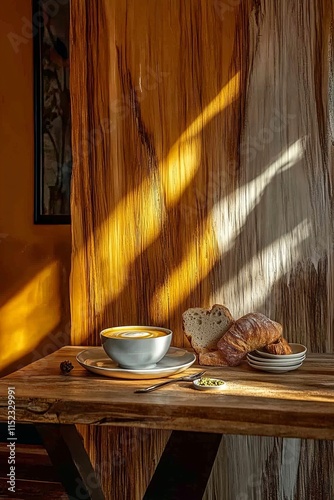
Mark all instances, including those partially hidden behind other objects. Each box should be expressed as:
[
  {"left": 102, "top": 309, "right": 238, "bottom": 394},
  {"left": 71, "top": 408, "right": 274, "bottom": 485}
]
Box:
[{"left": 102, "top": 329, "right": 167, "bottom": 339}]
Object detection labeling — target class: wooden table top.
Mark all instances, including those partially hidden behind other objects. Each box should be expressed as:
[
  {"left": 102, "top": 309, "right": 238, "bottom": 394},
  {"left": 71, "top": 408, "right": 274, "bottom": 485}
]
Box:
[{"left": 0, "top": 346, "right": 333, "bottom": 440}]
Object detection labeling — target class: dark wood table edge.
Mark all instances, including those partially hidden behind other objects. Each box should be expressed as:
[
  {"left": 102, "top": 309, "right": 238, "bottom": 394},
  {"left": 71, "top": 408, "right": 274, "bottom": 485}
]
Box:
[
  {"left": 3, "top": 419, "right": 334, "bottom": 500},
  {"left": 1, "top": 408, "right": 333, "bottom": 441}
]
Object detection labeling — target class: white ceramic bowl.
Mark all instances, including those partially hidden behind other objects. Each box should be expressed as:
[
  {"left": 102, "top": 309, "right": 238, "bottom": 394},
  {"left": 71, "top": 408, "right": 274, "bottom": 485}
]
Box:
[{"left": 100, "top": 326, "right": 172, "bottom": 369}]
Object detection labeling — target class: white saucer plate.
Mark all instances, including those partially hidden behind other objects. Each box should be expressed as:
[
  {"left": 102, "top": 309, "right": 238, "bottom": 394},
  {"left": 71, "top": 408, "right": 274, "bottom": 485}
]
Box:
[
  {"left": 76, "top": 347, "right": 196, "bottom": 380},
  {"left": 247, "top": 353, "right": 306, "bottom": 366},
  {"left": 255, "top": 343, "right": 307, "bottom": 359},
  {"left": 247, "top": 360, "right": 303, "bottom": 373}
]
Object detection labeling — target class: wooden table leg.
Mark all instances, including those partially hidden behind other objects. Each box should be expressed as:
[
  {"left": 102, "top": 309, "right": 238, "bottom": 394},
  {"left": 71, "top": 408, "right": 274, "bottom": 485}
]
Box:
[
  {"left": 143, "top": 431, "right": 222, "bottom": 500},
  {"left": 36, "top": 424, "right": 105, "bottom": 500}
]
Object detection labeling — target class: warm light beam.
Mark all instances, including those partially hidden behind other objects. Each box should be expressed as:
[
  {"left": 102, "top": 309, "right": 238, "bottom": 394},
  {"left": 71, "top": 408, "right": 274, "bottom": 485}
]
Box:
[
  {"left": 152, "top": 139, "right": 306, "bottom": 319},
  {"left": 161, "top": 73, "right": 240, "bottom": 205},
  {"left": 0, "top": 261, "right": 61, "bottom": 368},
  {"left": 82, "top": 73, "right": 240, "bottom": 307},
  {"left": 212, "top": 138, "right": 308, "bottom": 315}
]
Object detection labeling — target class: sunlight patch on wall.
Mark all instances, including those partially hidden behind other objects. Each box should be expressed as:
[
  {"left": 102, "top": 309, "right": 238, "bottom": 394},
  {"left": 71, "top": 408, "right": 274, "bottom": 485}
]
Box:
[
  {"left": 93, "top": 137, "right": 201, "bottom": 309},
  {"left": 214, "top": 138, "right": 306, "bottom": 255},
  {"left": 0, "top": 261, "right": 61, "bottom": 368},
  {"left": 212, "top": 138, "right": 308, "bottom": 317},
  {"left": 152, "top": 138, "right": 305, "bottom": 320},
  {"left": 150, "top": 219, "right": 215, "bottom": 318},
  {"left": 215, "top": 219, "right": 311, "bottom": 315},
  {"left": 90, "top": 73, "right": 240, "bottom": 308}
]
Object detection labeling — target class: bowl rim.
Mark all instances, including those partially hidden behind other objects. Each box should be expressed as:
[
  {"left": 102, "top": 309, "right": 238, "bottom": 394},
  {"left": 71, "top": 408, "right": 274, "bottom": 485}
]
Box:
[{"left": 100, "top": 325, "right": 173, "bottom": 339}]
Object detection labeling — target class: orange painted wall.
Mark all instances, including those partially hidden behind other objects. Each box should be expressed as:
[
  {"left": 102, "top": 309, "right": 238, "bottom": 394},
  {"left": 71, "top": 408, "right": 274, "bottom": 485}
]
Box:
[{"left": 0, "top": 0, "right": 71, "bottom": 376}]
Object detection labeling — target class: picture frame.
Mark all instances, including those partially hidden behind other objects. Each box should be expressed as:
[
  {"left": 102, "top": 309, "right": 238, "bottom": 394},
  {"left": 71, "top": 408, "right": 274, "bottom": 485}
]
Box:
[{"left": 33, "top": 0, "right": 71, "bottom": 224}]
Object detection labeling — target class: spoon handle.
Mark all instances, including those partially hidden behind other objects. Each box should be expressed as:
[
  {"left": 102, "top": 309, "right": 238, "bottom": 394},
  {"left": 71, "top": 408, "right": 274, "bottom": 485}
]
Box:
[{"left": 134, "top": 377, "right": 183, "bottom": 393}]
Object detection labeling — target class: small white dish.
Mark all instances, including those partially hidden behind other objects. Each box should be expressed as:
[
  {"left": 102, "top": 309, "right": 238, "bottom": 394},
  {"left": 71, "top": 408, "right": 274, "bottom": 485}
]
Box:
[
  {"left": 247, "top": 360, "right": 303, "bottom": 373},
  {"left": 247, "top": 353, "right": 305, "bottom": 366},
  {"left": 193, "top": 378, "right": 226, "bottom": 391},
  {"left": 255, "top": 343, "right": 307, "bottom": 359},
  {"left": 76, "top": 347, "right": 196, "bottom": 380}
]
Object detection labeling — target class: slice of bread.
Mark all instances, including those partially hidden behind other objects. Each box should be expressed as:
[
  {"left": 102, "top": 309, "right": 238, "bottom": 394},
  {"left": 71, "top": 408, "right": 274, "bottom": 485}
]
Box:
[
  {"left": 182, "top": 304, "right": 234, "bottom": 354},
  {"left": 198, "top": 350, "right": 228, "bottom": 366}
]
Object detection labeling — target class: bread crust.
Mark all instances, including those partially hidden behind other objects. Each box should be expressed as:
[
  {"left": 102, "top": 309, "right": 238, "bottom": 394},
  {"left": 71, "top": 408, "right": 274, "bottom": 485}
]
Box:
[
  {"left": 210, "top": 304, "right": 234, "bottom": 322},
  {"left": 198, "top": 350, "right": 228, "bottom": 366},
  {"left": 217, "top": 312, "right": 282, "bottom": 366}
]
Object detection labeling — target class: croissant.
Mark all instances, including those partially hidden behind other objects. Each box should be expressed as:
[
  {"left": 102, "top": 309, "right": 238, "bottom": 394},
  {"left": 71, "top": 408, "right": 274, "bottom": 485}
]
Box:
[
  {"left": 217, "top": 313, "right": 283, "bottom": 366},
  {"left": 264, "top": 337, "right": 292, "bottom": 355}
]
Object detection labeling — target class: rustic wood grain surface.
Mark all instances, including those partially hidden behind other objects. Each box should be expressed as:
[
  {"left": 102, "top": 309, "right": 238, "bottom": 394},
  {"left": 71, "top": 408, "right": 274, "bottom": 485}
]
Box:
[
  {"left": 0, "top": 347, "right": 333, "bottom": 440},
  {"left": 70, "top": 0, "right": 241, "bottom": 497},
  {"left": 69, "top": 0, "right": 334, "bottom": 498}
]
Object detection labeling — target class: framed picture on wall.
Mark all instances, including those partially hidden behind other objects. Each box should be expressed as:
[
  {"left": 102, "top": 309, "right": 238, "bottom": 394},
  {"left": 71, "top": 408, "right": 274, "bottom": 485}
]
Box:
[{"left": 33, "top": 0, "right": 71, "bottom": 224}]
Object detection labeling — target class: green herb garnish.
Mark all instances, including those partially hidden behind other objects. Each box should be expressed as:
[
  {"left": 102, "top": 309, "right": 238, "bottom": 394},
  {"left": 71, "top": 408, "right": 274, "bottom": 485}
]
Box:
[{"left": 197, "top": 377, "right": 225, "bottom": 386}]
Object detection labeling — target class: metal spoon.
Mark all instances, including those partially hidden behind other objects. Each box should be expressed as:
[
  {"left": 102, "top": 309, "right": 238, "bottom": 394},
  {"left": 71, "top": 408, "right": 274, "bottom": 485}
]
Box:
[{"left": 134, "top": 371, "right": 206, "bottom": 393}]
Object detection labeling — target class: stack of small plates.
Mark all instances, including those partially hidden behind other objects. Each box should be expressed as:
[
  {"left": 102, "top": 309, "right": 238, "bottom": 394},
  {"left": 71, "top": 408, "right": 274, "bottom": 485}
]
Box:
[{"left": 247, "top": 343, "right": 307, "bottom": 373}]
